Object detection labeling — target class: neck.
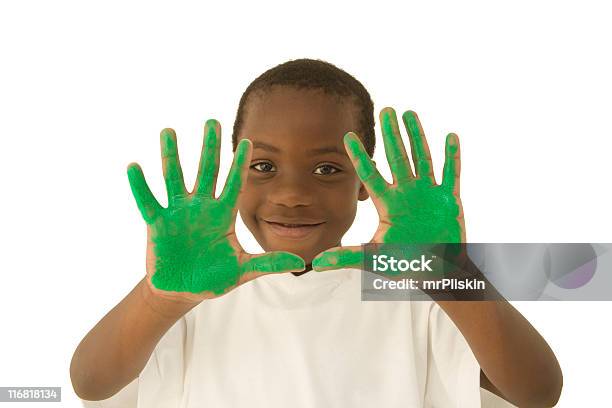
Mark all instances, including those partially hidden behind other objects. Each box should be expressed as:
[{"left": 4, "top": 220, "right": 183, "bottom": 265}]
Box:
[{"left": 291, "top": 264, "right": 312, "bottom": 277}]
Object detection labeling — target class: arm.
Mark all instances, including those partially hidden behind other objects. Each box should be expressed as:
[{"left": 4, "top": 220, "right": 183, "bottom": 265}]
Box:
[
  {"left": 70, "top": 278, "right": 197, "bottom": 400},
  {"left": 438, "top": 296, "right": 563, "bottom": 407},
  {"left": 71, "top": 121, "right": 304, "bottom": 401},
  {"left": 428, "top": 257, "right": 562, "bottom": 406},
  {"left": 312, "top": 108, "right": 563, "bottom": 406},
  {"left": 481, "top": 369, "right": 505, "bottom": 399}
]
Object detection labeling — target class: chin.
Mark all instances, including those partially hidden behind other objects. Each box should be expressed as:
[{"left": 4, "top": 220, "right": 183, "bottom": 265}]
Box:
[
  {"left": 269, "top": 242, "right": 315, "bottom": 262},
  {"left": 249, "top": 218, "right": 342, "bottom": 265}
]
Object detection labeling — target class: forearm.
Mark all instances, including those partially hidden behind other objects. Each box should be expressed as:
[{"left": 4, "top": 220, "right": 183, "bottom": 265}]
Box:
[
  {"left": 437, "top": 298, "right": 563, "bottom": 407},
  {"left": 70, "top": 278, "right": 198, "bottom": 401}
]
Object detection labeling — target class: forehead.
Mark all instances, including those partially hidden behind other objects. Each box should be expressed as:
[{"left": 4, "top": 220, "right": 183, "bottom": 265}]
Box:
[{"left": 239, "top": 86, "right": 358, "bottom": 153}]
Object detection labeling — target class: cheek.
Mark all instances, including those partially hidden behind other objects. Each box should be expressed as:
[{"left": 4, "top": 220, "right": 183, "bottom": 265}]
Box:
[
  {"left": 237, "top": 189, "right": 258, "bottom": 223},
  {"left": 323, "top": 188, "right": 359, "bottom": 224}
]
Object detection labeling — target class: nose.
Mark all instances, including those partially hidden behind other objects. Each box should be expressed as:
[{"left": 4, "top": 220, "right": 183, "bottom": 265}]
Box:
[{"left": 267, "top": 172, "right": 314, "bottom": 208}]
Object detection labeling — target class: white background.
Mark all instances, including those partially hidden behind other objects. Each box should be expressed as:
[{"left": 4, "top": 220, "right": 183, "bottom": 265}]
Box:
[{"left": 1, "top": 0, "right": 610, "bottom": 406}]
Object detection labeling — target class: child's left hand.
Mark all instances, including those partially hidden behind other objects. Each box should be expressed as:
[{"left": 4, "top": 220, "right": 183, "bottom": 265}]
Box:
[{"left": 312, "top": 108, "right": 465, "bottom": 271}]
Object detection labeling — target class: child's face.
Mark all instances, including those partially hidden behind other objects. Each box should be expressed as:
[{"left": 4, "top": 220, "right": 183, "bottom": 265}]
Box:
[{"left": 236, "top": 86, "right": 369, "bottom": 266}]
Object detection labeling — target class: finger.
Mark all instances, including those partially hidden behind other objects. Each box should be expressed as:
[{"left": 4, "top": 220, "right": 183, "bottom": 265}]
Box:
[
  {"left": 442, "top": 133, "right": 461, "bottom": 195},
  {"left": 160, "top": 128, "right": 187, "bottom": 206},
  {"left": 241, "top": 251, "right": 305, "bottom": 275},
  {"left": 344, "top": 132, "right": 389, "bottom": 199},
  {"left": 218, "top": 138, "right": 252, "bottom": 206},
  {"left": 380, "top": 107, "right": 414, "bottom": 184},
  {"left": 127, "top": 163, "right": 163, "bottom": 224},
  {"left": 402, "top": 110, "right": 436, "bottom": 184},
  {"left": 194, "top": 119, "right": 221, "bottom": 197},
  {"left": 312, "top": 246, "right": 364, "bottom": 271}
]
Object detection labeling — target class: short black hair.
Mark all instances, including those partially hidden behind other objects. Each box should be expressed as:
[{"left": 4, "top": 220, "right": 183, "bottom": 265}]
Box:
[{"left": 231, "top": 58, "right": 375, "bottom": 157}]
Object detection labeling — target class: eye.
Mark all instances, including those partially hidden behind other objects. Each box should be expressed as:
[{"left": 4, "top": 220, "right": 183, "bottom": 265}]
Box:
[
  {"left": 314, "top": 164, "right": 341, "bottom": 176},
  {"left": 250, "top": 162, "right": 276, "bottom": 173}
]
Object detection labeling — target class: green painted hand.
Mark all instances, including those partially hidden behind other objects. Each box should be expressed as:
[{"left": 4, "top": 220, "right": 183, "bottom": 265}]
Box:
[
  {"left": 127, "top": 120, "right": 305, "bottom": 301},
  {"left": 312, "top": 108, "right": 464, "bottom": 272}
]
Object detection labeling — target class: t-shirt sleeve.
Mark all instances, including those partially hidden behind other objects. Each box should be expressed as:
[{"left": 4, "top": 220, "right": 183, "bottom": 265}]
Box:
[
  {"left": 480, "top": 388, "right": 518, "bottom": 408},
  {"left": 424, "top": 302, "right": 482, "bottom": 408},
  {"left": 135, "top": 315, "right": 188, "bottom": 407},
  {"left": 79, "top": 314, "right": 188, "bottom": 408},
  {"left": 80, "top": 377, "right": 138, "bottom": 408}
]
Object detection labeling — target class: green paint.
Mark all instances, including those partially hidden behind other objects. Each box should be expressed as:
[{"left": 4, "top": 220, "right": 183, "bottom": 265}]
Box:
[
  {"left": 127, "top": 120, "right": 305, "bottom": 295},
  {"left": 313, "top": 108, "right": 464, "bottom": 272},
  {"left": 311, "top": 246, "right": 363, "bottom": 270}
]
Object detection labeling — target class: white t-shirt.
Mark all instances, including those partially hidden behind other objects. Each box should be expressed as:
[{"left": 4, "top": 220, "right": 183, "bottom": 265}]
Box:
[{"left": 82, "top": 268, "right": 500, "bottom": 407}]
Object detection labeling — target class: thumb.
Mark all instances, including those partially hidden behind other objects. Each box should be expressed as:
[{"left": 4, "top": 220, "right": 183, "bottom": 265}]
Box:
[
  {"left": 241, "top": 251, "right": 305, "bottom": 276},
  {"left": 312, "top": 246, "right": 364, "bottom": 272}
]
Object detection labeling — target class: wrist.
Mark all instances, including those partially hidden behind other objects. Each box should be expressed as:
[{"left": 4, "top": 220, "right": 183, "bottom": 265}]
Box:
[{"left": 138, "top": 277, "right": 201, "bottom": 321}]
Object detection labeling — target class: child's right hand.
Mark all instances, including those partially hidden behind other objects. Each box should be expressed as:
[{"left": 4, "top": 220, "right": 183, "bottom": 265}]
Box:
[{"left": 127, "top": 119, "right": 305, "bottom": 304}]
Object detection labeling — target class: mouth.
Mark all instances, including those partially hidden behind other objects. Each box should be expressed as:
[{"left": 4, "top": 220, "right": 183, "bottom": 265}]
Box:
[{"left": 262, "top": 219, "right": 325, "bottom": 239}]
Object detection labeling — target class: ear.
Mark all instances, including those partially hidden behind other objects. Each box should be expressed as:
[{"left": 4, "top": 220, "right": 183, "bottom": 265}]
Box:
[
  {"left": 358, "top": 183, "right": 369, "bottom": 201},
  {"left": 357, "top": 159, "right": 376, "bottom": 201}
]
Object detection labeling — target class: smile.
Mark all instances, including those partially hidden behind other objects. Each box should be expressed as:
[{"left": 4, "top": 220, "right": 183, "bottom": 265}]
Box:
[{"left": 263, "top": 220, "right": 325, "bottom": 239}]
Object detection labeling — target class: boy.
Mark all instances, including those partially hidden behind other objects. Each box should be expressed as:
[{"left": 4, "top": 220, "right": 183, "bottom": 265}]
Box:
[{"left": 71, "top": 59, "right": 562, "bottom": 407}]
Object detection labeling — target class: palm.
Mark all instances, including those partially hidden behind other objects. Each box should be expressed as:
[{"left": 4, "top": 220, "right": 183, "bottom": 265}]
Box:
[
  {"left": 146, "top": 195, "right": 242, "bottom": 295},
  {"left": 374, "top": 180, "right": 462, "bottom": 244},
  {"left": 313, "top": 108, "right": 464, "bottom": 271},
  {"left": 129, "top": 120, "right": 304, "bottom": 299}
]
